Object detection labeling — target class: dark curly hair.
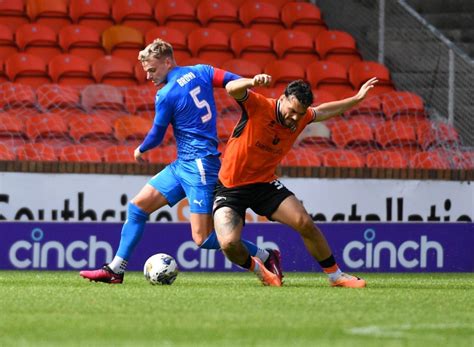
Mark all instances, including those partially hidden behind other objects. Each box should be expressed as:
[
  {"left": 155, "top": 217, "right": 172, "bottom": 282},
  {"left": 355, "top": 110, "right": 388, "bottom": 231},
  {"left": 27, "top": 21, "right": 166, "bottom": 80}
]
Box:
[{"left": 284, "top": 80, "right": 313, "bottom": 108}]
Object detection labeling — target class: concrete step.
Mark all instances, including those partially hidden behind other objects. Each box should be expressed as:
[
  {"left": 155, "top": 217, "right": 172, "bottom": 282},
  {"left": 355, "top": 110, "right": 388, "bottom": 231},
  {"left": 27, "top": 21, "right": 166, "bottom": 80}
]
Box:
[
  {"left": 422, "top": 13, "right": 474, "bottom": 30},
  {"left": 407, "top": 0, "right": 474, "bottom": 14}
]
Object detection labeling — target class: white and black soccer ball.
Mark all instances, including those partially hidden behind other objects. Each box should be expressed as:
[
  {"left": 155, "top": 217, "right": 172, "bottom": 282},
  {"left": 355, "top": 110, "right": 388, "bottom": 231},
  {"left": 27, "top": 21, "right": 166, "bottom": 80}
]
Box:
[{"left": 143, "top": 253, "right": 179, "bottom": 285}]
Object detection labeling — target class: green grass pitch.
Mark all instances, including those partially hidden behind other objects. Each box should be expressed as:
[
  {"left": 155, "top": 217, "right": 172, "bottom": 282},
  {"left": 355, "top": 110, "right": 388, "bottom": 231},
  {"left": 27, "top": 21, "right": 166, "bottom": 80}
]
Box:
[{"left": 1, "top": 272, "right": 473, "bottom": 347}]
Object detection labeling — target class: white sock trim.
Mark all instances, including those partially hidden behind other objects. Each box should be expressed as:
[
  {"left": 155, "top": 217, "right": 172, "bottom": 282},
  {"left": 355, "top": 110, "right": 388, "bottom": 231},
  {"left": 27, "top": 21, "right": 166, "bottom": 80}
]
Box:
[{"left": 109, "top": 256, "right": 128, "bottom": 274}]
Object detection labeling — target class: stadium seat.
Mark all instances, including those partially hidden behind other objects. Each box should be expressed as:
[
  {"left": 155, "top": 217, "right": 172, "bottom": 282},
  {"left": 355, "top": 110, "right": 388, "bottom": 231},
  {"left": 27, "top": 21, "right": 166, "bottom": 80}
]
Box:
[
  {"left": 330, "top": 119, "right": 375, "bottom": 153},
  {"left": 36, "top": 84, "right": 82, "bottom": 112},
  {"left": 281, "top": 147, "right": 322, "bottom": 167},
  {"left": 0, "top": 113, "right": 27, "bottom": 141},
  {"left": 280, "top": 2, "right": 326, "bottom": 38},
  {"left": 416, "top": 122, "right": 460, "bottom": 150},
  {"left": 92, "top": 56, "right": 137, "bottom": 87},
  {"left": 102, "top": 26, "right": 144, "bottom": 63},
  {"left": 15, "top": 24, "right": 62, "bottom": 63},
  {"left": 48, "top": 54, "right": 94, "bottom": 86},
  {"left": 154, "top": 0, "right": 200, "bottom": 35},
  {"left": 221, "top": 59, "right": 262, "bottom": 78},
  {"left": 25, "top": 113, "right": 69, "bottom": 142},
  {"left": 306, "top": 61, "right": 353, "bottom": 99},
  {"left": 340, "top": 91, "right": 383, "bottom": 117},
  {"left": 59, "top": 25, "right": 105, "bottom": 63},
  {"left": 0, "top": 60, "right": 7, "bottom": 83},
  {"left": 188, "top": 28, "right": 234, "bottom": 67},
  {"left": 68, "top": 114, "right": 115, "bottom": 146},
  {"left": 381, "top": 91, "right": 425, "bottom": 120},
  {"left": 366, "top": 150, "right": 408, "bottom": 169},
  {"left": 124, "top": 85, "right": 156, "bottom": 114},
  {"left": 230, "top": 28, "right": 276, "bottom": 70},
  {"left": 26, "top": 0, "right": 71, "bottom": 33},
  {"left": 113, "top": 115, "right": 151, "bottom": 142},
  {"left": 460, "top": 151, "right": 474, "bottom": 169},
  {"left": 316, "top": 30, "right": 362, "bottom": 70},
  {"left": 148, "top": 144, "right": 177, "bottom": 164},
  {"left": 312, "top": 90, "right": 337, "bottom": 106},
  {"left": 17, "top": 143, "right": 57, "bottom": 161},
  {"left": 81, "top": 84, "right": 126, "bottom": 112},
  {"left": 134, "top": 61, "right": 147, "bottom": 84},
  {"left": 272, "top": 30, "right": 318, "bottom": 68},
  {"left": 0, "top": 143, "right": 15, "bottom": 160},
  {"left": 264, "top": 60, "right": 305, "bottom": 88},
  {"left": 296, "top": 122, "right": 335, "bottom": 149},
  {"left": 214, "top": 89, "right": 240, "bottom": 116},
  {"left": 0, "top": 82, "right": 37, "bottom": 110},
  {"left": 239, "top": 1, "right": 284, "bottom": 38},
  {"left": 59, "top": 144, "right": 102, "bottom": 162},
  {"left": 197, "top": 0, "right": 241, "bottom": 36},
  {"left": 217, "top": 116, "right": 237, "bottom": 141},
  {"left": 112, "top": 0, "right": 155, "bottom": 34},
  {"left": 5, "top": 53, "right": 51, "bottom": 87},
  {"left": 349, "top": 61, "right": 395, "bottom": 96},
  {"left": 69, "top": 0, "right": 113, "bottom": 34},
  {"left": 104, "top": 145, "right": 136, "bottom": 163},
  {"left": 180, "top": 57, "right": 209, "bottom": 66},
  {"left": 409, "top": 151, "right": 450, "bottom": 170},
  {"left": 322, "top": 149, "right": 365, "bottom": 168},
  {"left": 0, "top": 0, "right": 29, "bottom": 31},
  {"left": 252, "top": 86, "right": 285, "bottom": 99},
  {"left": 0, "top": 24, "right": 17, "bottom": 61},
  {"left": 375, "top": 121, "right": 419, "bottom": 152},
  {"left": 145, "top": 27, "right": 191, "bottom": 64}
]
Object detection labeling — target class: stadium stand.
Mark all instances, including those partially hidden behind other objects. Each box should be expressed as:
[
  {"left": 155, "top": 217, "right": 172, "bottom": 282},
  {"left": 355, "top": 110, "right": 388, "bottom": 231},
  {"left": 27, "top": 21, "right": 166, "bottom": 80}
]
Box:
[
  {"left": 112, "top": 0, "right": 155, "bottom": 35},
  {"left": 5, "top": 53, "right": 51, "bottom": 87},
  {"left": 197, "top": 0, "right": 242, "bottom": 36},
  {"left": 15, "top": 24, "right": 62, "bottom": 63},
  {"left": 92, "top": 56, "right": 137, "bottom": 86},
  {"left": 230, "top": 28, "right": 275, "bottom": 70},
  {"left": 272, "top": 30, "right": 319, "bottom": 68},
  {"left": 69, "top": 0, "right": 114, "bottom": 34},
  {"left": 281, "top": 2, "right": 326, "bottom": 38},
  {"left": 239, "top": 1, "right": 284, "bottom": 38},
  {"left": 48, "top": 54, "right": 95, "bottom": 86},
  {"left": 264, "top": 60, "right": 305, "bottom": 88},
  {"left": 306, "top": 61, "right": 353, "bottom": 99},
  {"left": 59, "top": 25, "right": 106, "bottom": 63},
  {"left": 59, "top": 144, "right": 102, "bottom": 162},
  {"left": 187, "top": 28, "right": 234, "bottom": 67},
  {"left": 154, "top": 0, "right": 200, "bottom": 35},
  {"left": 315, "top": 30, "right": 362, "bottom": 70},
  {"left": 26, "top": 0, "right": 71, "bottom": 33},
  {"left": 145, "top": 27, "right": 191, "bottom": 64},
  {"left": 0, "top": 24, "right": 17, "bottom": 61},
  {"left": 0, "top": 0, "right": 29, "bottom": 31},
  {"left": 102, "top": 26, "right": 144, "bottom": 63}
]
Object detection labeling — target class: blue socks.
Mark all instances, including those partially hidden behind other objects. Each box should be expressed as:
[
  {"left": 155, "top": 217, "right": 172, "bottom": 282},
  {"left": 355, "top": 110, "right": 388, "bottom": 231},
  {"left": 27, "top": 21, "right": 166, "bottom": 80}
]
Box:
[
  {"left": 116, "top": 203, "right": 149, "bottom": 260},
  {"left": 200, "top": 230, "right": 259, "bottom": 257}
]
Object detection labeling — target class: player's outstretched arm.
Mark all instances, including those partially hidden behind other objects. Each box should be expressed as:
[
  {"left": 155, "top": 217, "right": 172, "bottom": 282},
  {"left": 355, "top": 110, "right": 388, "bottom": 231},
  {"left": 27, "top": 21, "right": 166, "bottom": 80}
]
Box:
[
  {"left": 226, "top": 74, "right": 272, "bottom": 100},
  {"left": 312, "top": 77, "right": 378, "bottom": 122}
]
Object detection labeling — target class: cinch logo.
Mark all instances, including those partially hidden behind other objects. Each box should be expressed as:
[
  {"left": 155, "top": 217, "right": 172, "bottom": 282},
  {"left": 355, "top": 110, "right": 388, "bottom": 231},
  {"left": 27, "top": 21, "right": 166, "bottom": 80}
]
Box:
[
  {"left": 342, "top": 229, "right": 444, "bottom": 269},
  {"left": 8, "top": 228, "right": 113, "bottom": 269}
]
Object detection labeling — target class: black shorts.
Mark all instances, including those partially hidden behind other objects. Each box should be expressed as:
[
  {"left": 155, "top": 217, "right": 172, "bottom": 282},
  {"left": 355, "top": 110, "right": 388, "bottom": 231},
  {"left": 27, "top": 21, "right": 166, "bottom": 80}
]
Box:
[{"left": 213, "top": 179, "right": 294, "bottom": 222}]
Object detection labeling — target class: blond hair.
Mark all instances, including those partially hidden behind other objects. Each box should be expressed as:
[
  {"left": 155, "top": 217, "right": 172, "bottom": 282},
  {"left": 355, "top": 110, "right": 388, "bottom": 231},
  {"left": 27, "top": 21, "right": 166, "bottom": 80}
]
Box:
[{"left": 138, "top": 38, "right": 174, "bottom": 62}]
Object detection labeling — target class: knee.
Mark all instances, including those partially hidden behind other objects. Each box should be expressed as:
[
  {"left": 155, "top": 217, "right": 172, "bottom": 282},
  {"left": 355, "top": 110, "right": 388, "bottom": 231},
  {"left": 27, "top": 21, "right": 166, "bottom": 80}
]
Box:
[
  {"left": 294, "top": 214, "right": 316, "bottom": 235},
  {"left": 218, "top": 238, "right": 240, "bottom": 252},
  {"left": 193, "top": 232, "right": 208, "bottom": 247}
]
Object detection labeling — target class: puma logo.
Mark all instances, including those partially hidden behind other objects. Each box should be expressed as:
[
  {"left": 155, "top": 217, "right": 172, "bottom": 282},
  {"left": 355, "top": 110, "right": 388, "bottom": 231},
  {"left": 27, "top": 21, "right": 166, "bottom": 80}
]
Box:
[
  {"left": 193, "top": 199, "right": 203, "bottom": 207},
  {"left": 215, "top": 196, "right": 227, "bottom": 203}
]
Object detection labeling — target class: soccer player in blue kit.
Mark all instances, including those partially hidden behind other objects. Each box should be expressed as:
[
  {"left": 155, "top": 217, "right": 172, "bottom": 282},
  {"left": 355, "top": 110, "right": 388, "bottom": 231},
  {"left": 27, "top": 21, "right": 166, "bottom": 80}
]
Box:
[{"left": 80, "top": 39, "right": 282, "bottom": 284}]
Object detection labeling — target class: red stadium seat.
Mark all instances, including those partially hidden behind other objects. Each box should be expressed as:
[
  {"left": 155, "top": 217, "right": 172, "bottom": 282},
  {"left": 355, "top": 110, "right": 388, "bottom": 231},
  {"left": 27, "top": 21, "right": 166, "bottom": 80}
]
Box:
[
  {"left": 25, "top": 113, "right": 69, "bottom": 142},
  {"left": 180, "top": 57, "right": 209, "bottom": 66},
  {"left": 281, "top": 147, "right": 322, "bottom": 167},
  {"left": 273, "top": 30, "right": 318, "bottom": 68},
  {"left": 312, "top": 90, "right": 337, "bottom": 106},
  {"left": 0, "top": 82, "right": 36, "bottom": 110},
  {"left": 197, "top": 0, "right": 241, "bottom": 36},
  {"left": 113, "top": 115, "right": 151, "bottom": 142},
  {"left": 0, "top": 24, "right": 17, "bottom": 61},
  {"left": 0, "top": 143, "right": 15, "bottom": 160},
  {"left": 0, "top": 0, "right": 29, "bottom": 31},
  {"left": 26, "top": 0, "right": 71, "bottom": 33},
  {"left": 134, "top": 61, "right": 148, "bottom": 85},
  {"left": 239, "top": 1, "right": 284, "bottom": 38},
  {"left": 124, "top": 85, "right": 156, "bottom": 114},
  {"left": 69, "top": 0, "right": 113, "bottom": 34},
  {"left": 188, "top": 28, "right": 233, "bottom": 67},
  {"left": 59, "top": 25, "right": 105, "bottom": 63},
  {"left": 296, "top": 122, "right": 335, "bottom": 149},
  {"left": 112, "top": 0, "right": 155, "bottom": 34},
  {"left": 59, "top": 144, "right": 102, "bottom": 162},
  {"left": 148, "top": 144, "right": 177, "bottom": 164},
  {"left": 341, "top": 92, "right": 383, "bottom": 117},
  {"left": 5, "top": 53, "right": 51, "bottom": 87},
  {"left": 280, "top": 2, "right": 326, "bottom": 38},
  {"left": 221, "top": 59, "right": 262, "bottom": 78},
  {"left": 316, "top": 30, "right": 362, "bottom": 70},
  {"left": 416, "top": 122, "right": 460, "bottom": 150},
  {"left": 92, "top": 56, "right": 137, "bottom": 87},
  {"left": 68, "top": 114, "right": 115, "bottom": 145},
  {"left": 49, "top": 54, "right": 94, "bottom": 86},
  {"left": 375, "top": 121, "right": 418, "bottom": 151},
  {"left": 322, "top": 149, "right": 365, "bottom": 168},
  {"left": 366, "top": 150, "right": 408, "bottom": 168},
  {"left": 410, "top": 151, "right": 450, "bottom": 169},
  {"left": 36, "top": 84, "right": 81, "bottom": 112},
  {"left": 230, "top": 28, "right": 276, "bottom": 70},
  {"left": 104, "top": 145, "right": 136, "bottom": 163},
  {"left": 264, "top": 60, "right": 305, "bottom": 88},
  {"left": 0, "top": 113, "right": 27, "bottom": 142},
  {"left": 331, "top": 119, "right": 375, "bottom": 154},
  {"left": 306, "top": 61, "right": 353, "bottom": 99},
  {"left": 145, "top": 27, "right": 191, "bottom": 64},
  {"left": 15, "top": 24, "right": 62, "bottom": 63},
  {"left": 81, "top": 84, "right": 126, "bottom": 112},
  {"left": 102, "top": 26, "right": 144, "bottom": 64},
  {"left": 252, "top": 86, "right": 285, "bottom": 99},
  {"left": 381, "top": 91, "right": 425, "bottom": 120},
  {"left": 154, "top": 0, "right": 200, "bottom": 35},
  {"left": 217, "top": 116, "right": 237, "bottom": 141},
  {"left": 349, "top": 61, "right": 395, "bottom": 96},
  {"left": 17, "top": 143, "right": 57, "bottom": 161}
]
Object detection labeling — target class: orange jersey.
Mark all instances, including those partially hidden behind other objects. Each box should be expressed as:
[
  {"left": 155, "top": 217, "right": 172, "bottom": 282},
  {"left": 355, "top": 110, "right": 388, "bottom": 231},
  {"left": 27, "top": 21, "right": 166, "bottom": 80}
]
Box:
[{"left": 219, "top": 91, "right": 315, "bottom": 187}]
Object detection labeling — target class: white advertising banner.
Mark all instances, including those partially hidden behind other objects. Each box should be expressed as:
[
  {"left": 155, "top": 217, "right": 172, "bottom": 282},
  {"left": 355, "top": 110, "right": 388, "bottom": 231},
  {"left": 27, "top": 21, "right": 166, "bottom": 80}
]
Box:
[{"left": 0, "top": 173, "right": 472, "bottom": 223}]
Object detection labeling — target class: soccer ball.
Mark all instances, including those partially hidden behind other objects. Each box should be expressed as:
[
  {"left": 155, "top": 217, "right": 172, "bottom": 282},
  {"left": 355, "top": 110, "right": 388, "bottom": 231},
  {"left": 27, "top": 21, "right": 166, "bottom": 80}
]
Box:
[{"left": 143, "top": 253, "right": 179, "bottom": 285}]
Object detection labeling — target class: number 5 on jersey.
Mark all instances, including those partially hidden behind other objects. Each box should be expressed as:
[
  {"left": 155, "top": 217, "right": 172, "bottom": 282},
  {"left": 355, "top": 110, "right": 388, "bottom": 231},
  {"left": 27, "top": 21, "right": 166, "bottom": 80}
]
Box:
[{"left": 190, "top": 87, "right": 212, "bottom": 123}]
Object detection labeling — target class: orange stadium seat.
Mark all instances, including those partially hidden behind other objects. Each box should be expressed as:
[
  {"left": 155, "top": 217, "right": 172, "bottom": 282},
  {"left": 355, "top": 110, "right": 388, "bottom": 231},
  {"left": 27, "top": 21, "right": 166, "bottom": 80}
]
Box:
[
  {"left": 330, "top": 119, "right": 375, "bottom": 154},
  {"left": 25, "top": 113, "right": 69, "bottom": 142},
  {"left": 5, "top": 53, "right": 51, "bottom": 87},
  {"left": 36, "top": 84, "right": 82, "bottom": 112},
  {"left": 342, "top": 92, "right": 383, "bottom": 117},
  {"left": 81, "top": 84, "right": 126, "bottom": 112},
  {"left": 0, "top": 60, "right": 7, "bottom": 83},
  {"left": 306, "top": 61, "right": 353, "bottom": 99},
  {"left": 221, "top": 59, "right": 262, "bottom": 78},
  {"left": 214, "top": 88, "right": 239, "bottom": 116},
  {"left": 281, "top": 147, "right": 322, "bottom": 167},
  {"left": 296, "top": 122, "right": 335, "bottom": 150},
  {"left": 226, "top": 0, "right": 247, "bottom": 7},
  {"left": 59, "top": 25, "right": 105, "bottom": 63},
  {"left": 145, "top": 27, "right": 191, "bottom": 64},
  {"left": 48, "top": 54, "right": 94, "bottom": 86},
  {"left": 0, "top": 113, "right": 26, "bottom": 141},
  {"left": 148, "top": 144, "right": 177, "bottom": 164},
  {"left": 26, "top": 0, "right": 71, "bottom": 33},
  {"left": 0, "top": 24, "right": 18, "bottom": 61},
  {"left": 239, "top": 1, "right": 284, "bottom": 38},
  {"left": 416, "top": 122, "right": 460, "bottom": 150},
  {"left": 69, "top": 0, "right": 113, "bottom": 34},
  {"left": 154, "top": 0, "right": 200, "bottom": 35},
  {"left": 257, "top": 0, "right": 292, "bottom": 10},
  {"left": 68, "top": 114, "right": 115, "bottom": 144},
  {"left": 230, "top": 28, "right": 276, "bottom": 70},
  {"left": 180, "top": 57, "right": 209, "bottom": 66},
  {"left": 102, "top": 26, "right": 144, "bottom": 63},
  {"left": 0, "top": 0, "right": 29, "bottom": 31},
  {"left": 113, "top": 115, "right": 151, "bottom": 143},
  {"left": 92, "top": 56, "right": 137, "bottom": 87},
  {"left": 112, "top": 0, "right": 155, "bottom": 35},
  {"left": 312, "top": 90, "right": 337, "bottom": 106},
  {"left": 59, "top": 144, "right": 102, "bottom": 162},
  {"left": 0, "top": 82, "right": 36, "bottom": 110},
  {"left": 217, "top": 116, "right": 237, "bottom": 141},
  {"left": 349, "top": 61, "right": 395, "bottom": 96},
  {"left": 188, "top": 28, "right": 234, "bottom": 67},
  {"left": 322, "top": 149, "right": 365, "bottom": 168},
  {"left": 264, "top": 60, "right": 305, "bottom": 88},
  {"left": 410, "top": 151, "right": 450, "bottom": 170},
  {"left": 381, "top": 91, "right": 426, "bottom": 120},
  {"left": 316, "top": 30, "right": 362, "bottom": 70},
  {"left": 273, "top": 30, "right": 318, "bottom": 68},
  {"left": 366, "top": 150, "right": 408, "bottom": 169},
  {"left": 375, "top": 121, "right": 419, "bottom": 153},
  {"left": 134, "top": 61, "right": 147, "bottom": 84},
  {"left": 0, "top": 143, "right": 15, "bottom": 160},
  {"left": 17, "top": 143, "right": 57, "bottom": 161},
  {"left": 124, "top": 85, "right": 156, "bottom": 114},
  {"left": 104, "top": 145, "right": 136, "bottom": 163},
  {"left": 252, "top": 86, "right": 285, "bottom": 99},
  {"left": 197, "top": 0, "right": 242, "bottom": 36},
  {"left": 15, "top": 24, "right": 62, "bottom": 63},
  {"left": 281, "top": 2, "right": 326, "bottom": 38}
]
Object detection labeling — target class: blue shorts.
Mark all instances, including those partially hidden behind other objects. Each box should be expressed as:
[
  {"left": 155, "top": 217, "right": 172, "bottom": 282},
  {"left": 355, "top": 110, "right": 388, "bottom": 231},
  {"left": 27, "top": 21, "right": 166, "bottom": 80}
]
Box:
[{"left": 148, "top": 155, "right": 220, "bottom": 214}]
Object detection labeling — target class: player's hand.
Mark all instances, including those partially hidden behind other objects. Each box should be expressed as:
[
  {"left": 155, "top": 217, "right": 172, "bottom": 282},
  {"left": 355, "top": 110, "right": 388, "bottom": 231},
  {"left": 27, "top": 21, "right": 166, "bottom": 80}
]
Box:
[
  {"left": 134, "top": 147, "right": 145, "bottom": 163},
  {"left": 252, "top": 74, "right": 272, "bottom": 87},
  {"left": 355, "top": 77, "right": 378, "bottom": 101}
]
